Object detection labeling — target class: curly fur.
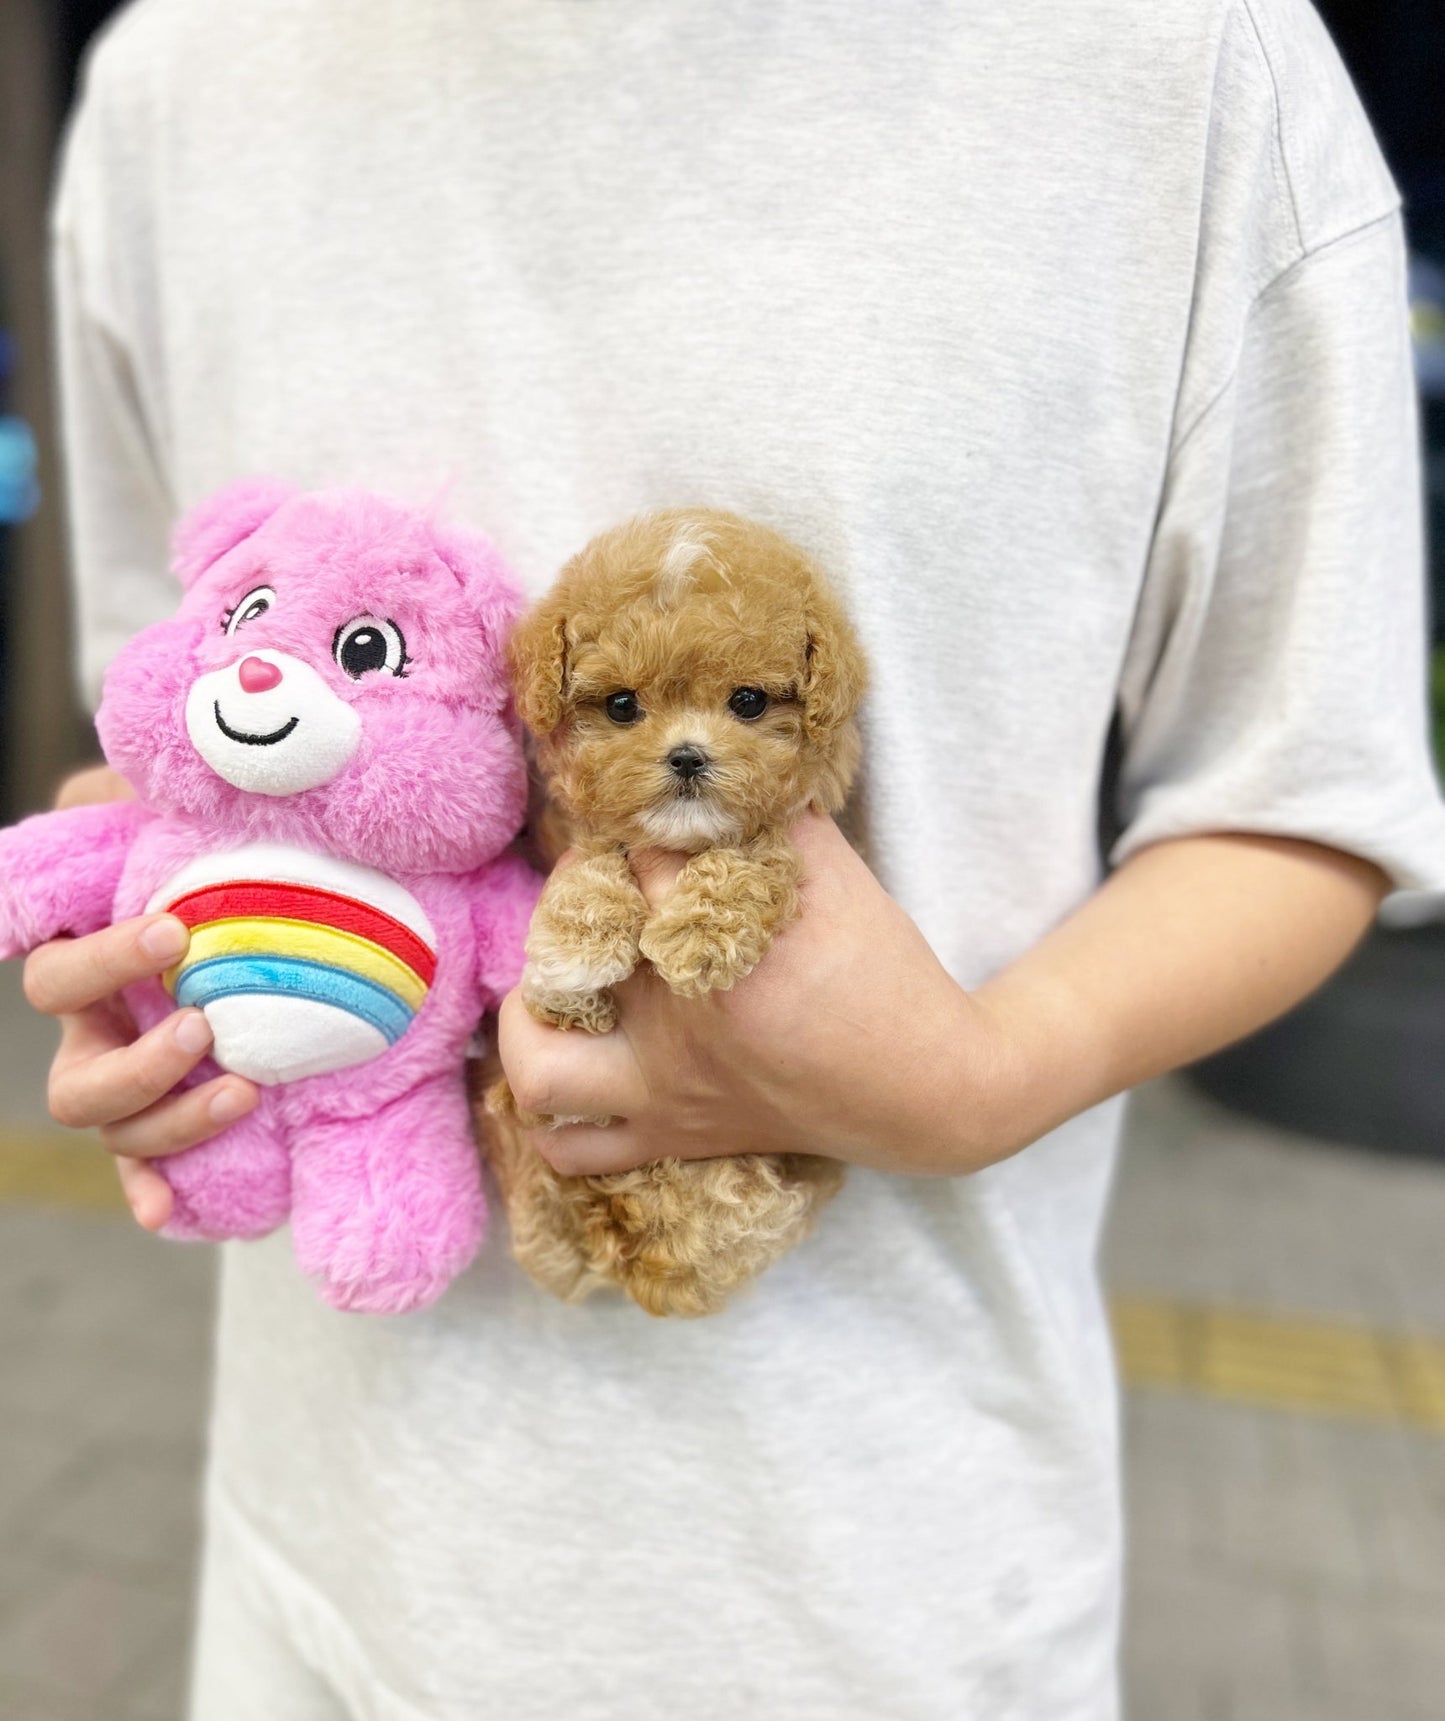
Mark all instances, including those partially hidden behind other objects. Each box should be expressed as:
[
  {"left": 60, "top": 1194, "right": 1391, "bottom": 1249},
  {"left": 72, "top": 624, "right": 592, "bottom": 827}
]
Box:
[
  {"left": 488, "top": 508, "right": 867, "bottom": 1317},
  {"left": 488, "top": 1121, "right": 846, "bottom": 1317}
]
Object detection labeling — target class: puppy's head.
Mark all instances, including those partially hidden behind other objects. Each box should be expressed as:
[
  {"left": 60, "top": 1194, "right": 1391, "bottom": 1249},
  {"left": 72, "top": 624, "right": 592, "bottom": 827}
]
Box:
[{"left": 511, "top": 510, "right": 866, "bottom": 850}]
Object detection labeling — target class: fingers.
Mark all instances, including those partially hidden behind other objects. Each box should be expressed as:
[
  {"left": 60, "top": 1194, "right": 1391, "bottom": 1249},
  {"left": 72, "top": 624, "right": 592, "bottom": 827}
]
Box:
[
  {"left": 526, "top": 1120, "right": 652, "bottom": 1178},
  {"left": 53, "top": 763, "right": 135, "bottom": 810},
  {"left": 626, "top": 847, "right": 688, "bottom": 911},
  {"left": 24, "top": 915, "right": 190, "bottom": 1016},
  {"left": 496, "top": 988, "right": 646, "bottom": 1121},
  {"left": 115, "top": 1156, "right": 174, "bottom": 1231},
  {"left": 789, "top": 806, "right": 842, "bottom": 855},
  {"left": 48, "top": 1005, "right": 223, "bottom": 1131},
  {"left": 99, "top": 1074, "right": 257, "bottom": 1160},
  {"left": 18, "top": 900, "right": 257, "bottom": 1228},
  {"left": 48, "top": 997, "right": 137, "bottom": 1066}
]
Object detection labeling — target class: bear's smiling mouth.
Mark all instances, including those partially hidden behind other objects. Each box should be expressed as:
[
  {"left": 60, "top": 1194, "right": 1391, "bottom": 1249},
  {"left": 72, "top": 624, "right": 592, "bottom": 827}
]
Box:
[{"left": 213, "top": 702, "right": 301, "bottom": 747}]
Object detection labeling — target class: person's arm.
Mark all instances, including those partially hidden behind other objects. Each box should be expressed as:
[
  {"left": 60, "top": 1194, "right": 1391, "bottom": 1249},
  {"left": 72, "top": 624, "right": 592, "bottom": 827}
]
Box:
[
  {"left": 496, "top": 813, "right": 1384, "bottom": 1178},
  {"left": 501, "top": 138, "right": 1444, "bottom": 1184},
  {"left": 21, "top": 75, "right": 258, "bottom": 1229},
  {"left": 966, "top": 829, "right": 1386, "bottom": 1158}
]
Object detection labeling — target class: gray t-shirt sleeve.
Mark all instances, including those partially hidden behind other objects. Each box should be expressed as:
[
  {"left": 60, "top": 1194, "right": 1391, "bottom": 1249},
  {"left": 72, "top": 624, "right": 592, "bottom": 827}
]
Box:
[
  {"left": 51, "top": 85, "right": 176, "bottom": 709},
  {"left": 1112, "top": 17, "right": 1445, "bottom": 894}
]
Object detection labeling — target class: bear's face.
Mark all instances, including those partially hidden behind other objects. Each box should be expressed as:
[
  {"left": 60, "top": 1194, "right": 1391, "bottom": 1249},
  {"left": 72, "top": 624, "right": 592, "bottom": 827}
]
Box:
[{"left": 97, "top": 484, "right": 528, "bottom": 876}]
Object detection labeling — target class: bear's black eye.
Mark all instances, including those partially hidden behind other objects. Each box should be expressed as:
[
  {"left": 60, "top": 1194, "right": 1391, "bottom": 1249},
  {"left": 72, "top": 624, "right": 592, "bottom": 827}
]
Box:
[
  {"left": 333, "top": 615, "right": 407, "bottom": 679},
  {"left": 224, "top": 585, "right": 276, "bottom": 636},
  {"left": 728, "top": 687, "right": 769, "bottom": 720},
  {"left": 605, "top": 690, "right": 642, "bottom": 725}
]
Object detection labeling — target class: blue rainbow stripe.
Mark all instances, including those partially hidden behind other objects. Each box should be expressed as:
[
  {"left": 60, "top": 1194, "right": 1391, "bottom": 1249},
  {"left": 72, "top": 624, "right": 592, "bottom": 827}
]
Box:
[{"left": 174, "top": 955, "right": 415, "bottom": 1045}]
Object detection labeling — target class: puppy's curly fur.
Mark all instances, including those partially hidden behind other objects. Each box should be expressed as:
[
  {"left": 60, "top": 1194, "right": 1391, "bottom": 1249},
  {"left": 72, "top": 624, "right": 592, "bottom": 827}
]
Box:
[{"left": 486, "top": 508, "right": 866, "bottom": 1317}]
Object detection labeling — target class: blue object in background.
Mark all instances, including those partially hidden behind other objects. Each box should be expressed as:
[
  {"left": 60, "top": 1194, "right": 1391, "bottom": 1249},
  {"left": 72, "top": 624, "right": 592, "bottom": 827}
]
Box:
[
  {"left": 0, "top": 417, "right": 39, "bottom": 526},
  {"left": 0, "top": 329, "right": 40, "bottom": 524}
]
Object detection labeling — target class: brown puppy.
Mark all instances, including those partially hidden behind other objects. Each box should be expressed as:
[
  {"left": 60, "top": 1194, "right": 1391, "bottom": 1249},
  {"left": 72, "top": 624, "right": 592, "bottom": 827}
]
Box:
[{"left": 486, "top": 508, "right": 867, "bottom": 1317}]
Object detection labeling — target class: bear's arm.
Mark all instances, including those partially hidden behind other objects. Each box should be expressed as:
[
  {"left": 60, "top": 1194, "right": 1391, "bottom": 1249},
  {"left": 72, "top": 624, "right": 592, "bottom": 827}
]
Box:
[
  {"left": 0, "top": 800, "right": 149, "bottom": 959},
  {"left": 467, "top": 850, "right": 545, "bottom": 1012}
]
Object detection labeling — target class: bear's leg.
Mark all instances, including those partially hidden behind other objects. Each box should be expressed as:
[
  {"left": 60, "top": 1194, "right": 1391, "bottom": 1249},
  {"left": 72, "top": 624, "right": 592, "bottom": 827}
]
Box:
[
  {"left": 289, "top": 1073, "right": 483, "bottom": 1315},
  {"left": 159, "top": 1105, "right": 292, "bottom": 1242}
]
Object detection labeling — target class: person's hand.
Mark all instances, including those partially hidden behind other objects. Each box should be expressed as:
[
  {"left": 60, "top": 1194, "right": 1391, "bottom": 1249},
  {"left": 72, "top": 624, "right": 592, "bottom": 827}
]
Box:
[
  {"left": 497, "top": 813, "right": 1019, "bottom": 1179},
  {"left": 24, "top": 766, "right": 258, "bottom": 1228},
  {"left": 498, "top": 805, "right": 1392, "bottom": 1188},
  {"left": 52, "top": 761, "right": 136, "bottom": 810}
]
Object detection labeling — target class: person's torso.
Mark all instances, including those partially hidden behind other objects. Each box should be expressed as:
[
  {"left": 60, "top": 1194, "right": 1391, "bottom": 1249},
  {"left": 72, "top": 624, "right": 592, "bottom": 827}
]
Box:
[{"left": 71, "top": 2, "right": 1325, "bottom": 1712}]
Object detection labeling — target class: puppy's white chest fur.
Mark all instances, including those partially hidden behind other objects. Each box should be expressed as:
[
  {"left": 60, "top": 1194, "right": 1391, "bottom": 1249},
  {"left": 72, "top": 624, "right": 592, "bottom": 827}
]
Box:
[{"left": 636, "top": 800, "right": 739, "bottom": 849}]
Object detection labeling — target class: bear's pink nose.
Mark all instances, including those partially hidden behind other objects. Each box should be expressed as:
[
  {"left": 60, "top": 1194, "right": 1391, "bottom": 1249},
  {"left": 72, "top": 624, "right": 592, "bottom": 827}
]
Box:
[{"left": 239, "top": 655, "right": 283, "bottom": 693}]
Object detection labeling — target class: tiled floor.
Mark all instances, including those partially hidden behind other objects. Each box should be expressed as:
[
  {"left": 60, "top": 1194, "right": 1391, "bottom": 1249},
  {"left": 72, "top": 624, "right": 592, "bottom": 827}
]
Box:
[
  {"left": 1, "top": 964, "right": 1443, "bottom": 1720},
  {"left": 1108, "top": 1085, "right": 1445, "bottom": 1721},
  {"left": 0, "top": 1203, "right": 212, "bottom": 1721}
]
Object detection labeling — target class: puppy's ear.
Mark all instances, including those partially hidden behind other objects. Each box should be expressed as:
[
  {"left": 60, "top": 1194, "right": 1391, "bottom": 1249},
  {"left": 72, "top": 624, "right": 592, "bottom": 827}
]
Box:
[
  {"left": 509, "top": 595, "right": 570, "bottom": 734},
  {"left": 798, "top": 582, "right": 866, "bottom": 811},
  {"left": 800, "top": 585, "right": 866, "bottom": 749}
]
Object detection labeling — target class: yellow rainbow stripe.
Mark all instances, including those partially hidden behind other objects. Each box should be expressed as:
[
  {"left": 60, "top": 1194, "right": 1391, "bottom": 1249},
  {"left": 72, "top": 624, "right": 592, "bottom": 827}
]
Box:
[{"left": 171, "top": 917, "right": 430, "bottom": 1012}]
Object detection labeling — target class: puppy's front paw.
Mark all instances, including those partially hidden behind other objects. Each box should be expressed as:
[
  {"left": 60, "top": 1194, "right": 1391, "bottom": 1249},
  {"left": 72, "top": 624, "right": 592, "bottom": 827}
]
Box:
[
  {"left": 639, "top": 910, "right": 764, "bottom": 998},
  {"left": 520, "top": 966, "right": 619, "bottom": 1033}
]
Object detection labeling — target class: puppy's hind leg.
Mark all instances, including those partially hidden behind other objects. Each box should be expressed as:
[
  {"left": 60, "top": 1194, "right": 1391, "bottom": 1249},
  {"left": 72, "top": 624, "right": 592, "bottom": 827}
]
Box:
[
  {"left": 484, "top": 1104, "right": 618, "bottom": 1303},
  {"left": 582, "top": 1154, "right": 847, "bottom": 1317},
  {"left": 484, "top": 1129, "right": 845, "bottom": 1316}
]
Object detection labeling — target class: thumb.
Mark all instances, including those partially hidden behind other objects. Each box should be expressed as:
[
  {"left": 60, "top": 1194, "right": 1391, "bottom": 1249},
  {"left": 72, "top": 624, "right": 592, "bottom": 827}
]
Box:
[
  {"left": 627, "top": 846, "right": 689, "bottom": 911},
  {"left": 54, "top": 764, "right": 134, "bottom": 811}
]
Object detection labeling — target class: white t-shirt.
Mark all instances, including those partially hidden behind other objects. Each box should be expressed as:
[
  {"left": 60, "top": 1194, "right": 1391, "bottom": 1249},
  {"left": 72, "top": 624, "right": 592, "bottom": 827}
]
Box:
[{"left": 53, "top": 3, "right": 1445, "bottom": 1717}]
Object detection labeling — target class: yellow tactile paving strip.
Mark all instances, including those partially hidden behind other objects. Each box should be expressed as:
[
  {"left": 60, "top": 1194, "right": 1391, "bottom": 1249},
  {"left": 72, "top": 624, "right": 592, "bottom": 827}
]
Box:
[
  {"left": 0, "top": 1128, "right": 129, "bottom": 1213},
  {"left": 4, "top": 1127, "right": 1444, "bottom": 1430},
  {"left": 1111, "top": 1295, "right": 1445, "bottom": 1433}
]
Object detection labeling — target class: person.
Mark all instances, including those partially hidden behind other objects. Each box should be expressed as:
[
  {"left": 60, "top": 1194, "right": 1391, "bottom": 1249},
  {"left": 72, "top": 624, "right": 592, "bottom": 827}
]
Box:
[{"left": 24, "top": 1, "right": 1445, "bottom": 1716}]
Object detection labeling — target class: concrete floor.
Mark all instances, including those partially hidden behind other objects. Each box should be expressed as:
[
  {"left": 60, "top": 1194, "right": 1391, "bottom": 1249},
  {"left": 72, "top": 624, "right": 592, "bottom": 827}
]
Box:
[
  {"left": 1, "top": 963, "right": 1443, "bottom": 1719},
  {"left": 1109, "top": 1082, "right": 1445, "bottom": 1721},
  {"left": 0, "top": 1207, "right": 211, "bottom": 1721}
]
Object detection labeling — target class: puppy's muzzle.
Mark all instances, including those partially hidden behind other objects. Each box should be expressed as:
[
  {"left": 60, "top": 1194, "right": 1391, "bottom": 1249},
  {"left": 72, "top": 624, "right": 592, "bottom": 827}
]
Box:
[{"left": 666, "top": 744, "right": 710, "bottom": 783}]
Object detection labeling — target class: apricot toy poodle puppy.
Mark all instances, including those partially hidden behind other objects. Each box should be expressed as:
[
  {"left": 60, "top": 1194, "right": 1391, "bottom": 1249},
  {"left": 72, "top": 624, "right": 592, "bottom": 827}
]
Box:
[{"left": 486, "top": 508, "right": 867, "bottom": 1317}]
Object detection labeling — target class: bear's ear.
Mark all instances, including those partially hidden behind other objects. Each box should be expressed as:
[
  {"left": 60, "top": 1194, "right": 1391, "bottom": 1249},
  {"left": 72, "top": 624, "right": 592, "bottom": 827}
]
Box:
[
  {"left": 430, "top": 524, "right": 527, "bottom": 649},
  {"left": 171, "top": 478, "right": 296, "bottom": 589}
]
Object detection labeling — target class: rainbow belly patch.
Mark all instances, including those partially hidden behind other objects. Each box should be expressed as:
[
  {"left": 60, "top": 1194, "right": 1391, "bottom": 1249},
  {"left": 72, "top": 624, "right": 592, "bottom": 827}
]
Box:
[{"left": 149, "top": 849, "right": 438, "bottom": 1087}]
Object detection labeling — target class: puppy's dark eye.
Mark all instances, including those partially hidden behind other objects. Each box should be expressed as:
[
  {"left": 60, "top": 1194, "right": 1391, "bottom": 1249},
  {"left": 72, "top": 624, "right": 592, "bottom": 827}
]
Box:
[
  {"left": 605, "top": 690, "right": 642, "bottom": 725},
  {"left": 728, "top": 687, "right": 769, "bottom": 721}
]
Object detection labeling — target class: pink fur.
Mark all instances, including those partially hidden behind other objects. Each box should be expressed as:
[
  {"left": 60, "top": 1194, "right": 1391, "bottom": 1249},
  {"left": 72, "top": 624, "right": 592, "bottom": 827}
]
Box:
[
  {"left": 170, "top": 477, "right": 297, "bottom": 589},
  {"left": 0, "top": 482, "right": 542, "bottom": 1313},
  {"left": 0, "top": 800, "right": 149, "bottom": 956},
  {"left": 98, "top": 486, "right": 526, "bottom": 876},
  {"left": 289, "top": 1072, "right": 482, "bottom": 1314}
]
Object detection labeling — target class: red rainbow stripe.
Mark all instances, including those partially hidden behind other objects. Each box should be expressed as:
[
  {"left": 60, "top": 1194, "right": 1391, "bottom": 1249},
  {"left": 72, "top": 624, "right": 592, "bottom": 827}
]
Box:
[{"left": 166, "top": 881, "right": 438, "bottom": 987}]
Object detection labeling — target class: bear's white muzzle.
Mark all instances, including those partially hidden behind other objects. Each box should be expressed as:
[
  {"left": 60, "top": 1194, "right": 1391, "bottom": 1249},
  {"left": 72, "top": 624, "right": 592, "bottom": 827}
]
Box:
[{"left": 185, "top": 651, "right": 361, "bottom": 796}]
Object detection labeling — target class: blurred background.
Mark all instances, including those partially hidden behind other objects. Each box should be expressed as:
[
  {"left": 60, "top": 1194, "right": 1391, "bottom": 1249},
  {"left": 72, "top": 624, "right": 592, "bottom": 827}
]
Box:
[{"left": 0, "top": 3, "right": 1443, "bottom": 1719}]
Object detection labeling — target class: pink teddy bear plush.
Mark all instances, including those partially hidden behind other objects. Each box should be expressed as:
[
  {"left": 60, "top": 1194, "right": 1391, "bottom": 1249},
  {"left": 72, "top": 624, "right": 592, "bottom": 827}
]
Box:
[{"left": 0, "top": 480, "right": 541, "bottom": 1313}]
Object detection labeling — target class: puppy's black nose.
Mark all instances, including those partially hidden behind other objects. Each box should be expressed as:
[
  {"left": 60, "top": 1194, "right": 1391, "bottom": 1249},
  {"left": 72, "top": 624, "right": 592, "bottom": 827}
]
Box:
[{"left": 667, "top": 744, "right": 709, "bottom": 780}]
